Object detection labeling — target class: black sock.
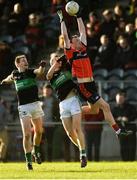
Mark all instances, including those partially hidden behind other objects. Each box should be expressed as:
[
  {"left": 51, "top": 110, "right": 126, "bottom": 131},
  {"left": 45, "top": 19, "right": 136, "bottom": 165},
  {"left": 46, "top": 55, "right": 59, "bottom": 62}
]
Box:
[{"left": 25, "top": 152, "right": 32, "bottom": 164}]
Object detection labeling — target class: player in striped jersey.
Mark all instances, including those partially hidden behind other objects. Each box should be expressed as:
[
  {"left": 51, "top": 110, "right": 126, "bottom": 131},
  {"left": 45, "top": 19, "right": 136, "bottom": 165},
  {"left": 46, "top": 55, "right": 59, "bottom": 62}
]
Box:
[{"left": 57, "top": 9, "right": 132, "bottom": 138}]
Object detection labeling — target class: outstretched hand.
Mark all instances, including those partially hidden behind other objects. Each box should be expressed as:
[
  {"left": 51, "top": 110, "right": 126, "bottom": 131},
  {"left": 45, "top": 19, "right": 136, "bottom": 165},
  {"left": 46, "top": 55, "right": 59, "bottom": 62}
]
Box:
[
  {"left": 75, "top": 7, "right": 83, "bottom": 18},
  {"left": 57, "top": 10, "right": 64, "bottom": 22},
  {"left": 0, "top": 80, "right": 5, "bottom": 85}
]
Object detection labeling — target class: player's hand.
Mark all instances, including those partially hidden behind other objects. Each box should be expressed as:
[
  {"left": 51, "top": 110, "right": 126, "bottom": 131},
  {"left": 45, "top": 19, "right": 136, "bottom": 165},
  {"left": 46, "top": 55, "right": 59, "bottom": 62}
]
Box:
[
  {"left": 39, "top": 60, "right": 46, "bottom": 67},
  {"left": 0, "top": 80, "right": 7, "bottom": 85},
  {"left": 53, "top": 61, "right": 62, "bottom": 69},
  {"left": 75, "top": 7, "right": 83, "bottom": 18},
  {"left": 57, "top": 10, "right": 64, "bottom": 22}
]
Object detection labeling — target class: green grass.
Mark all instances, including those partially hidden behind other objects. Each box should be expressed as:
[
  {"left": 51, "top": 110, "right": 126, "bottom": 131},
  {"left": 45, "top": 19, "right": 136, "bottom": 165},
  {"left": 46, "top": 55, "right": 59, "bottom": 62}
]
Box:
[{"left": 0, "top": 161, "right": 137, "bottom": 179}]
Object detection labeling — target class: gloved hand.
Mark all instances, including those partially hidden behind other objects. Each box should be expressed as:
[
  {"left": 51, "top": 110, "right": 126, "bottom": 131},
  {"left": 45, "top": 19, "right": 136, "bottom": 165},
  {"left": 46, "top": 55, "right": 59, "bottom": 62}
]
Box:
[
  {"left": 57, "top": 10, "right": 64, "bottom": 23},
  {"left": 39, "top": 60, "right": 46, "bottom": 67},
  {"left": 75, "top": 7, "right": 83, "bottom": 18}
]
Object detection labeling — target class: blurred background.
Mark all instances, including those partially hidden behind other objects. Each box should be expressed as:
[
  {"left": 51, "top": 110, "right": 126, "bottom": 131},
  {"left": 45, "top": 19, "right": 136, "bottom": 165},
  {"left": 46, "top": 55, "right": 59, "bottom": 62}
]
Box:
[{"left": 0, "top": 0, "right": 137, "bottom": 162}]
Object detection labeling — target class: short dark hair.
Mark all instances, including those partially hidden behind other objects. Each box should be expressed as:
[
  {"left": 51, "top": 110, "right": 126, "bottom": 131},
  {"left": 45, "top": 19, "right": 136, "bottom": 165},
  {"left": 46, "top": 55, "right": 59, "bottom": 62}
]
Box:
[
  {"left": 15, "top": 54, "right": 26, "bottom": 64},
  {"left": 43, "top": 84, "right": 52, "bottom": 89},
  {"left": 117, "top": 90, "right": 126, "bottom": 96},
  {"left": 89, "top": 11, "right": 98, "bottom": 18}
]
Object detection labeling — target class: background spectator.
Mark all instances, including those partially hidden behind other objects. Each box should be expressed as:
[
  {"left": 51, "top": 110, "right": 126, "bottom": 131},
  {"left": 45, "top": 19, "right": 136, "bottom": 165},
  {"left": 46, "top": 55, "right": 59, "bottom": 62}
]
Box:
[
  {"left": 40, "top": 84, "right": 60, "bottom": 161},
  {"left": 86, "top": 11, "right": 101, "bottom": 62},
  {"left": 100, "top": 9, "right": 117, "bottom": 39},
  {"left": 112, "top": 90, "right": 137, "bottom": 161},
  {"left": 113, "top": 35, "right": 137, "bottom": 69},
  {"left": 94, "top": 35, "right": 116, "bottom": 70},
  {"left": 0, "top": 97, "right": 10, "bottom": 161}
]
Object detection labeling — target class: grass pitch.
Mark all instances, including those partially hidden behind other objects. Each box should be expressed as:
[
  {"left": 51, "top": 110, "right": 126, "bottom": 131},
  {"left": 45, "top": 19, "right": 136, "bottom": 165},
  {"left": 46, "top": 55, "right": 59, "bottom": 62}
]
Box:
[{"left": 0, "top": 161, "right": 137, "bottom": 179}]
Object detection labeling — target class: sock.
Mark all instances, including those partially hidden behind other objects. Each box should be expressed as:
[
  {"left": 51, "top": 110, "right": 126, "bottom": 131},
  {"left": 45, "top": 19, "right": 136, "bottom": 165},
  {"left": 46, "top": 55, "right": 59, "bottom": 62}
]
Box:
[
  {"left": 112, "top": 124, "right": 120, "bottom": 133},
  {"left": 34, "top": 145, "right": 40, "bottom": 155},
  {"left": 80, "top": 149, "right": 86, "bottom": 159},
  {"left": 25, "top": 152, "right": 32, "bottom": 164}
]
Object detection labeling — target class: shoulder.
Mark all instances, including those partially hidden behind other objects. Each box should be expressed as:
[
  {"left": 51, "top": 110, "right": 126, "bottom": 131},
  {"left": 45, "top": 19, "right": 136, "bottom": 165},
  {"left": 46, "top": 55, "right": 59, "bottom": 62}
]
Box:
[
  {"left": 27, "top": 68, "right": 36, "bottom": 77},
  {"left": 27, "top": 68, "right": 35, "bottom": 73},
  {"left": 11, "top": 69, "right": 19, "bottom": 77}
]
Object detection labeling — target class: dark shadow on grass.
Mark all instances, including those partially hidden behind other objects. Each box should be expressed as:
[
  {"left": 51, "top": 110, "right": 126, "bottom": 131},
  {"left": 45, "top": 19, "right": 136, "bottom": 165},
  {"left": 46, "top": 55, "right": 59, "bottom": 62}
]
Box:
[{"left": 39, "top": 170, "right": 102, "bottom": 173}]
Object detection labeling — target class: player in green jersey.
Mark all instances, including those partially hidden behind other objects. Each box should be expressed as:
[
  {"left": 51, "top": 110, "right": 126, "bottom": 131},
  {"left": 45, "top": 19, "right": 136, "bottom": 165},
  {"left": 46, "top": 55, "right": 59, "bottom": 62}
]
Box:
[
  {"left": 1, "top": 54, "right": 46, "bottom": 170},
  {"left": 47, "top": 53, "right": 87, "bottom": 168}
]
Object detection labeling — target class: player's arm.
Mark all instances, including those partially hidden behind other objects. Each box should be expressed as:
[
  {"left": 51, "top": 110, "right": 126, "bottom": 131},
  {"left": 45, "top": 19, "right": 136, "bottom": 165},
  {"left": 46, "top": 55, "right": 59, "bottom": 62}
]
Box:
[
  {"left": 34, "top": 60, "right": 46, "bottom": 78},
  {"left": 77, "top": 17, "right": 87, "bottom": 46},
  {"left": 1, "top": 74, "right": 14, "bottom": 84},
  {"left": 57, "top": 10, "right": 71, "bottom": 49},
  {"left": 46, "top": 62, "right": 60, "bottom": 80}
]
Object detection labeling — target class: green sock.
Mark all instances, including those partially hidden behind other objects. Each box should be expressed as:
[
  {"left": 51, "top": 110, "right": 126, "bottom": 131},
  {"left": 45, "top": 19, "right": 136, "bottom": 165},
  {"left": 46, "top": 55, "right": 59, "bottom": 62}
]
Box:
[
  {"left": 34, "top": 145, "right": 40, "bottom": 155},
  {"left": 80, "top": 149, "right": 86, "bottom": 159},
  {"left": 25, "top": 152, "right": 32, "bottom": 164}
]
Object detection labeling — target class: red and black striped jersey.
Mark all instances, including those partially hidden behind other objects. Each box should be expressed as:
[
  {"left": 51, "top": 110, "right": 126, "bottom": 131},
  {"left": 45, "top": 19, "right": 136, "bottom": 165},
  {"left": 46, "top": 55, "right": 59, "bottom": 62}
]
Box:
[{"left": 65, "top": 44, "right": 93, "bottom": 78}]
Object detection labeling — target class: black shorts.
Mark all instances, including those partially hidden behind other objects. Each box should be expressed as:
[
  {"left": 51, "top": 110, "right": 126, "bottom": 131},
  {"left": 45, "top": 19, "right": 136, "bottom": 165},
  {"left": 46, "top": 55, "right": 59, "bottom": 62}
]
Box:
[{"left": 78, "top": 81, "right": 100, "bottom": 104}]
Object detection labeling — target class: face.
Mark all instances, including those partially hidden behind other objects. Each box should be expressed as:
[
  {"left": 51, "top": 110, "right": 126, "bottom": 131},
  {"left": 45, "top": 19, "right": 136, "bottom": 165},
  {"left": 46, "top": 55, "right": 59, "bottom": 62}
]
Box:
[
  {"left": 125, "top": 24, "right": 134, "bottom": 34},
  {"left": 43, "top": 87, "right": 53, "bottom": 97},
  {"left": 14, "top": 3, "right": 22, "bottom": 14},
  {"left": 116, "top": 94, "right": 125, "bottom": 105},
  {"left": 100, "top": 36, "right": 109, "bottom": 45},
  {"left": 16, "top": 56, "right": 29, "bottom": 71},
  {"left": 71, "top": 36, "right": 82, "bottom": 50},
  {"left": 119, "top": 39, "right": 128, "bottom": 48},
  {"left": 104, "top": 13, "right": 112, "bottom": 21},
  {"left": 89, "top": 15, "right": 96, "bottom": 23},
  {"left": 114, "top": 6, "right": 122, "bottom": 16},
  {"left": 50, "top": 54, "right": 62, "bottom": 70},
  {"left": 29, "top": 14, "right": 39, "bottom": 25}
]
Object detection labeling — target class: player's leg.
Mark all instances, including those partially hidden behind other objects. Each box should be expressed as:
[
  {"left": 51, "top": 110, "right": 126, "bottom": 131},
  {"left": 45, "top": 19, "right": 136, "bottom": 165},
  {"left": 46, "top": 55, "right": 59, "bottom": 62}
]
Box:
[
  {"left": 20, "top": 117, "right": 33, "bottom": 170},
  {"left": 70, "top": 96, "right": 87, "bottom": 167},
  {"left": 59, "top": 97, "right": 79, "bottom": 147},
  {"left": 31, "top": 116, "right": 43, "bottom": 164},
  {"left": 62, "top": 117, "right": 79, "bottom": 147},
  {"left": 82, "top": 103, "right": 99, "bottom": 115},
  {"left": 72, "top": 113, "right": 87, "bottom": 168},
  {"left": 72, "top": 113, "right": 86, "bottom": 154},
  {"left": 78, "top": 82, "right": 132, "bottom": 137},
  {"left": 93, "top": 97, "right": 132, "bottom": 137}
]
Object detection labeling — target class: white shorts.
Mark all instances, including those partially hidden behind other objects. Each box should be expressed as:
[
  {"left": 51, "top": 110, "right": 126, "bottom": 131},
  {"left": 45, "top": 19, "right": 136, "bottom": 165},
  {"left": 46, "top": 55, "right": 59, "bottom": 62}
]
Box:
[
  {"left": 59, "top": 96, "right": 81, "bottom": 120},
  {"left": 18, "top": 101, "right": 44, "bottom": 120}
]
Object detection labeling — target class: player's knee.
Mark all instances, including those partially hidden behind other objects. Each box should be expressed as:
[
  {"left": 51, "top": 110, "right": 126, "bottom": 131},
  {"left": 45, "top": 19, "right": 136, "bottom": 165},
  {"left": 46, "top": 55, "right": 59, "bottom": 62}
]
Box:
[
  {"left": 67, "top": 130, "right": 75, "bottom": 138},
  {"left": 35, "top": 130, "right": 42, "bottom": 137},
  {"left": 24, "top": 133, "right": 31, "bottom": 141},
  {"left": 74, "top": 122, "right": 82, "bottom": 134}
]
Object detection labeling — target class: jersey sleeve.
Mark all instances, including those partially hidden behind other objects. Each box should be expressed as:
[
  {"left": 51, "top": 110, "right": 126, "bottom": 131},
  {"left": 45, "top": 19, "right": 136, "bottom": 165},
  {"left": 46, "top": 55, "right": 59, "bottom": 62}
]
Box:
[
  {"left": 28, "top": 68, "right": 36, "bottom": 78},
  {"left": 11, "top": 70, "right": 18, "bottom": 80}
]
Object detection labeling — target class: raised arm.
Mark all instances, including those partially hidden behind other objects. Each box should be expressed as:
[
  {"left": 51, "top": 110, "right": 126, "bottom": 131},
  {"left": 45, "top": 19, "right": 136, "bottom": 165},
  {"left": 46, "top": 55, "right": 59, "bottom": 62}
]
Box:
[
  {"left": 46, "top": 61, "right": 60, "bottom": 80},
  {"left": 77, "top": 17, "right": 87, "bottom": 46},
  {"left": 34, "top": 60, "right": 46, "bottom": 78},
  {"left": 1, "top": 74, "right": 14, "bottom": 84},
  {"left": 57, "top": 10, "right": 71, "bottom": 49}
]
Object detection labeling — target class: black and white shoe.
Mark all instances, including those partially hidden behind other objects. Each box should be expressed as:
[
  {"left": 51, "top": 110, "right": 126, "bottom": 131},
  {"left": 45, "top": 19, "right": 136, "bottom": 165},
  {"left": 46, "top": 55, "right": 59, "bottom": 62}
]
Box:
[
  {"left": 80, "top": 156, "right": 87, "bottom": 168},
  {"left": 118, "top": 129, "right": 133, "bottom": 138},
  {"left": 27, "top": 163, "right": 33, "bottom": 170},
  {"left": 32, "top": 153, "right": 42, "bottom": 164}
]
